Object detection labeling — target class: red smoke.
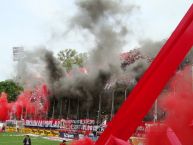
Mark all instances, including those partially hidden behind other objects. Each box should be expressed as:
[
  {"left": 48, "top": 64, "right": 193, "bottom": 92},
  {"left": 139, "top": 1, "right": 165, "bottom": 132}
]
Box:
[
  {"left": 0, "top": 92, "right": 9, "bottom": 121},
  {"left": 147, "top": 66, "right": 193, "bottom": 145},
  {"left": 0, "top": 84, "right": 49, "bottom": 121}
]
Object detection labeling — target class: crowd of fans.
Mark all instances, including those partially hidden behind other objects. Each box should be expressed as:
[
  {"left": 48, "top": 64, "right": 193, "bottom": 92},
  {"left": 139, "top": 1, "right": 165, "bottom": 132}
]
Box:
[{"left": 121, "top": 49, "right": 153, "bottom": 68}]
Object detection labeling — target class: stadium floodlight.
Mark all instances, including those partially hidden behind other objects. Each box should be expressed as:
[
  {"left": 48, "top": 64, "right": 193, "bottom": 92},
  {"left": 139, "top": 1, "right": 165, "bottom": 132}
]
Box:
[{"left": 13, "top": 47, "right": 24, "bottom": 61}]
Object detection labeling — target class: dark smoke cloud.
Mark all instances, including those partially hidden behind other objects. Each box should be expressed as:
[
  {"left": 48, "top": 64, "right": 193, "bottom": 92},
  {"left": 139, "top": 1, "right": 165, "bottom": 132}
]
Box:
[
  {"left": 15, "top": 0, "right": 176, "bottom": 119},
  {"left": 15, "top": 0, "right": 162, "bottom": 117},
  {"left": 48, "top": 0, "right": 139, "bottom": 111},
  {"left": 31, "top": 0, "right": 139, "bottom": 116},
  {"left": 15, "top": 48, "right": 64, "bottom": 92},
  {"left": 44, "top": 51, "right": 63, "bottom": 83},
  {"left": 44, "top": 50, "right": 64, "bottom": 95},
  {"left": 72, "top": 0, "right": 137, "bottom": 29},
  {"left": 71, "top": 0, "right": 138, "bottom": 74}
]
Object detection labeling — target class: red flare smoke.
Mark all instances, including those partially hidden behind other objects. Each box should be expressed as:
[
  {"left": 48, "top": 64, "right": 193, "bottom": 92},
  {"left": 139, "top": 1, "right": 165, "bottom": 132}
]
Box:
[
  {"left": 147, "top": 66, "right": 193, "bottom": 145},
  {"left": 0, "top": 84, "right": 49, "bottom": 121},
  {"left": 0, "top": 92, "right": 9, "bottom": 121}
]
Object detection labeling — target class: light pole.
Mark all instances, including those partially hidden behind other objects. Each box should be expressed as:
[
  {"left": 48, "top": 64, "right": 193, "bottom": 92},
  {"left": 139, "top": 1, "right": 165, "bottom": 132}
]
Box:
[
  {"left": 76, "top": 96, "right": 80, "bottom": 120},
  {"left": 154, "top": 99, "right": 158, "bottom": 122},
  {"left": 67, "top": 99, "right": 71, "bottom": 119},
  {"left": 110, "top": 90, "right": 115, "bottom": 120},
  {"left": 97, "top": 93, "right": 102, "bottom": 125},
  {"left": 124, "top": 87, "right": 128, "bottom": 101},
  {"left": 52, "top": 97, "right": 55, "bottom": 119},
  {"left": 59, "top": 99, "right": 63, "bottom": 119}
]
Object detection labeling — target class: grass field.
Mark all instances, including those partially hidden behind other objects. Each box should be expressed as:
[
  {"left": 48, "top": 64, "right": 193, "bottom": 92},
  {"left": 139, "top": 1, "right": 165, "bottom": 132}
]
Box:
[{"left": 0, "top": 132, "right": 70, "bottom": 145}]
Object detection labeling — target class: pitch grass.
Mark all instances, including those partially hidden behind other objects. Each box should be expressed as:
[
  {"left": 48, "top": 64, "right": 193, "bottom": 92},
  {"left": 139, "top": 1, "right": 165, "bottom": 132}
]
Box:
[{"left": 0, "top": 132, "right": 70, "bottom": 145}]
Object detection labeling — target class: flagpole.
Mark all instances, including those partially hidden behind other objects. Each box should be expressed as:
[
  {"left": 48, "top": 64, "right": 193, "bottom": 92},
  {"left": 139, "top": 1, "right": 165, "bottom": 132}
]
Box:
[
  {"left": 97, "top": 93, "right": 102, "bottom": 125},
  {"left": 154, "top": 99, "right": 158, "bottom": 123},
  {"left": 111, "top": 90, "right": 115, "bottom": 120}
]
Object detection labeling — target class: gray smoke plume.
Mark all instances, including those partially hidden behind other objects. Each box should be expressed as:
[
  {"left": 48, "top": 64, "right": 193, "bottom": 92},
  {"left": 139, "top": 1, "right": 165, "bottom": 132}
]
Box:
[
  {"left": 15, "top": 48, "right": 65, "bottom": 90},
  {"left": 15, "top": 0, "right": 172, "bottom": 119},
  {"left": 16, "top": 48, "right": 47, "bottom": 88},
  {"left": 118, "top": 39, "right": 165, "bottom": 84},
  {"left": 139, "top": 39, "right": 166, "bottom": 58},
  {"left": 47, "top": 0, "right": 139, "bottom": 114},
  {"left": 72, "top": 0, "right": 137, "bottom": 75},
  {"left": 43, "top": 50, "right": 64, "bottom": 95}
]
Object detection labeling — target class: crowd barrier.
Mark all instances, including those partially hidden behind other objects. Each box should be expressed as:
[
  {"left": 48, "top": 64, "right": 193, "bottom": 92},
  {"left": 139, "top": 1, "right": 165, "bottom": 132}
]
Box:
[
  {"left": 5, "top": 126, "right": 145, "bottom": 144},
  {"left": 5, "top": 127, "right": 59, "bottom": 137}
]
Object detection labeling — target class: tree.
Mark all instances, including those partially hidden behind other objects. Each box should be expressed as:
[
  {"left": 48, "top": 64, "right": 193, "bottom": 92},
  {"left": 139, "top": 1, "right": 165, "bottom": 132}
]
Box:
[
  {"left": 57, "top": 48, "right": 87, "bottom": 72},
  {"left": 0, "top": 80, "right": 23, "bottom": 102}
]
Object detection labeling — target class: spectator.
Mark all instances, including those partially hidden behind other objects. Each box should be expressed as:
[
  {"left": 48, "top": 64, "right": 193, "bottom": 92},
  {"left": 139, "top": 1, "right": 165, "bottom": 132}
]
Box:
[
  {"left": 2, "top": 125, "right": 5, "bottom": 132},
  {"left": 60, "top": 140, "right": 67, "bottom": 145},
  {"left": 23, "top": 135, "right": 31, "bottom": 145}
]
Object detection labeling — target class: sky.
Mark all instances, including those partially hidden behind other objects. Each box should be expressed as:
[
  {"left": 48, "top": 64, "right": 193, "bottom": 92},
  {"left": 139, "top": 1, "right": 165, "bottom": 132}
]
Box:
[{"left": 0, "top": 0, "right": 192, "bottom": 81}]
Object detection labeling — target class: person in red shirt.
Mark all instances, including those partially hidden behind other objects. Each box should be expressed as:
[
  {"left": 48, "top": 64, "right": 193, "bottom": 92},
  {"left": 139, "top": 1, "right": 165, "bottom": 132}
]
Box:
[{"left": 60, "top": 140, "right": 67, "bottom": 145}]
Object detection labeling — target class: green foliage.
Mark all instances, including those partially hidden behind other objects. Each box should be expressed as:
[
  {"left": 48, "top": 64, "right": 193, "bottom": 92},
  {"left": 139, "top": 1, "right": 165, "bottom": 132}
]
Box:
[
  {"left": 57, "top": 48, "right": 87, "bottom": 72},
  {"left": 0, "top": 80, "right": 23, "bottom": 102}
]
